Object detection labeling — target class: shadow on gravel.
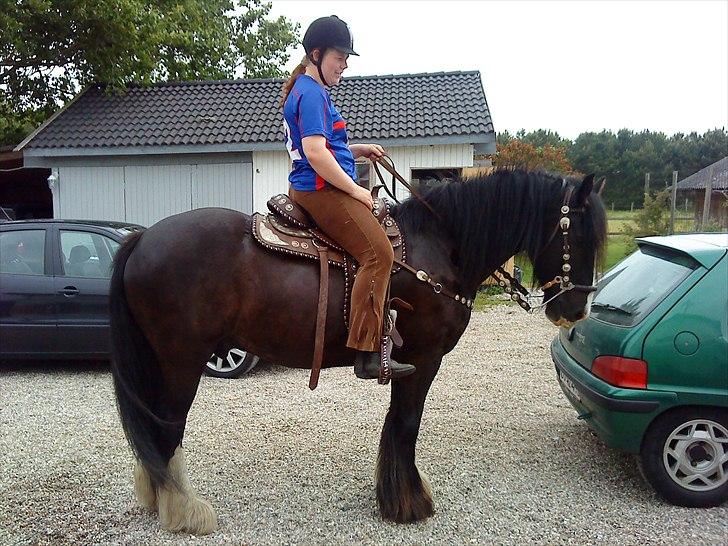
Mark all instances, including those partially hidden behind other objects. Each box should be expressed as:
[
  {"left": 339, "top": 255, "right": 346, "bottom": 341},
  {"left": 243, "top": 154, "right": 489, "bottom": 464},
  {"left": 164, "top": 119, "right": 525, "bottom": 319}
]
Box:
[{"left": 554, "top": 419, "right": 655, "bottom": 500}]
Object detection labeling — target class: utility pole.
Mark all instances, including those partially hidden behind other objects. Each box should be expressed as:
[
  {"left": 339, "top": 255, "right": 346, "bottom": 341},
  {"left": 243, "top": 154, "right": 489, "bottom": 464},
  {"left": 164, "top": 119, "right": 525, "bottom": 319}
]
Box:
[
  {"left": 701, "top": 165, "right": 715, "bottom": 230},
  {"left": 670, "top": 171, "right": 678, "bottom": 234}
]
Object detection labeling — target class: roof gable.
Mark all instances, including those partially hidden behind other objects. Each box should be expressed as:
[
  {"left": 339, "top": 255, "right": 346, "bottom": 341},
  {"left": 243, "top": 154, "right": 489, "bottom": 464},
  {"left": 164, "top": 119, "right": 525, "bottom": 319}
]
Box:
[
  {"left": 676, "top": 156, "right": 728, "bottom": 191},
  {"left": 18, "top": 71, "right": 494, "bottom": 152}
]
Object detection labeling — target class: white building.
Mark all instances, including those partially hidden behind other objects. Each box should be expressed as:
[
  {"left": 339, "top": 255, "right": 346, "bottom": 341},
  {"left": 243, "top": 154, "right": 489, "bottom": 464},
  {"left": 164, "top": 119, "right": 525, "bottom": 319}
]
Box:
[{"left": 16, "top": 71, "right": 495, "bottom": 227}]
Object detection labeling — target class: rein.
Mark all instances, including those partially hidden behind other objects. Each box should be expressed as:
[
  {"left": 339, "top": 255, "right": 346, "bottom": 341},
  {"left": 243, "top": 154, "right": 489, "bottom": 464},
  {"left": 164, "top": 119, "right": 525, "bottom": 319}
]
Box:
[{"left": 372, "top": 158, "right": 597, "bottom": 313}]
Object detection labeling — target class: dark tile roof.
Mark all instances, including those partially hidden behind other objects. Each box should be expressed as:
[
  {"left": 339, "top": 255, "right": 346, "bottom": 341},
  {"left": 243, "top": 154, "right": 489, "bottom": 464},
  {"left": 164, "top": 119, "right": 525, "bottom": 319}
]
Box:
[
  {"left": 21, "top": 71, "right": 493, "bottom": 150},
  {"left": 676, "top": 156, "right": 728, "bottom": 191}
]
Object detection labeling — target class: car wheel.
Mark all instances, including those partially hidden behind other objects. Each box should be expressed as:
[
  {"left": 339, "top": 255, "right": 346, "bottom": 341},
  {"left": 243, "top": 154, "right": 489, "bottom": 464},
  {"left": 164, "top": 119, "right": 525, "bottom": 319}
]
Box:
[
  {"left": 204, "top": 348, "right": 260, "bottom": 379},
  {"left": 640, "top": 407, "right": 728, "bottom": 507}
]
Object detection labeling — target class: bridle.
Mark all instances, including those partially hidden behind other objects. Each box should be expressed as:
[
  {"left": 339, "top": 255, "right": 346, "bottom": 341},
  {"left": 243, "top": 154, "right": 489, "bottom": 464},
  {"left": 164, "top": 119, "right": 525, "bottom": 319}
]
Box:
[
  {"left": 371, "top": 157, "right": 597, "bottom": 313},
  {"left": 491, "top": 183, "right": 598, "bottom": 313}
]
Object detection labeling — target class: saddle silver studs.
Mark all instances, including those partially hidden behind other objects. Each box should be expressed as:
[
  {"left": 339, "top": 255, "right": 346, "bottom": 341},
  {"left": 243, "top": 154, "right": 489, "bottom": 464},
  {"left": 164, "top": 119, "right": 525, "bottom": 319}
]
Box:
[
  {"left": 562, "top": 263, "right": 571, "bottom": 273},
  {"left": 563, "top": 254, "right": 570, "bottom": 261},
  {"left": 563, "top": 275, "right": 570, "bottom": 282},
  {"left": 291, "top": 240, "right": 300, "bottom": 247},
  {"left": 559, "top": 217, "right": 570, "bottom": 230},
  {"left": 301, "top": 242, "right": 309, "bottom": 249},
  {"left": 285, "top": 204, "right": 293, "bottom": 211},
  {"left": 561, "top": 205, "right": 570, "bottom": 214}
]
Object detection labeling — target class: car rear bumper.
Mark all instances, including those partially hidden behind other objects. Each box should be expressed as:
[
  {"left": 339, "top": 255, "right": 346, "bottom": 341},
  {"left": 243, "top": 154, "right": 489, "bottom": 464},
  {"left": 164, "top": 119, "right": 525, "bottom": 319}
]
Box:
[{"left": 550, "top": 337, "right": 677, "bottom": 453}]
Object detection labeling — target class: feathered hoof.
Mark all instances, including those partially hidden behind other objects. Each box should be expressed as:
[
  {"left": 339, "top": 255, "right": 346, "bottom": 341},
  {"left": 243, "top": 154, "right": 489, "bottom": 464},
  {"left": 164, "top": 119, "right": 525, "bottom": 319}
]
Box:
[
  {"left": 158, "top": 488, "right": 218, "bottom": 535},
  {"left": 133, "top": 461, "right": 157, "bottom": 511},
  {"left": 378, "top": 468, "right": 434, "bottom": 523}
]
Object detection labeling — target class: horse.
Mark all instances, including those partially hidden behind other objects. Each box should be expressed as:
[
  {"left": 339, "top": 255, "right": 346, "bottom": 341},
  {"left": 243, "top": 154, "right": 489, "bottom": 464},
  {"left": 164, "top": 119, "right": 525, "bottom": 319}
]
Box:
[{"left": 109, "top": 169, "right": 607, "bottom": 534}]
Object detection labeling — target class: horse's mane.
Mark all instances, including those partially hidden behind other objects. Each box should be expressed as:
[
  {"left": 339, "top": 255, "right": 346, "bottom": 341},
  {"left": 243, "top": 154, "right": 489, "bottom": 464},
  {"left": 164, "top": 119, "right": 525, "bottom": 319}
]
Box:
[{"left": 390, "top": 168, "right": 607, "bottom": 287}]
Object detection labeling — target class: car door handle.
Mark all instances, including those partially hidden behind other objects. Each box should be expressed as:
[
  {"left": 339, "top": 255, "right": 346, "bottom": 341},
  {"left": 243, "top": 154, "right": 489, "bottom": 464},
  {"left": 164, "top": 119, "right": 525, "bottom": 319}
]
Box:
[{"left": 58, "top": 286, "right": 79, "bottom": 297}]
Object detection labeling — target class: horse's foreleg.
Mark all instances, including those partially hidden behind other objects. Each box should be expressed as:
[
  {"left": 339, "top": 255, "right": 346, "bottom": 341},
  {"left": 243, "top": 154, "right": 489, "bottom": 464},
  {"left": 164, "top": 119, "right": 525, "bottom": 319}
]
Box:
[{"left": 376, "top": 359, "right": 441, "bottom": 523}]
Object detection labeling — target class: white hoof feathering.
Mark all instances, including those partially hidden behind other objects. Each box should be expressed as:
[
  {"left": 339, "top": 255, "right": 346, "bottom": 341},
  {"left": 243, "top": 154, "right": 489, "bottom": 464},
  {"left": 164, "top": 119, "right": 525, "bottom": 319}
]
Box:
[
  {"left": 134, "top": 460, "right": 157, "bottom": 510},
  {"left": 157, "top": 446, "right": 218, "bottom": 535}
]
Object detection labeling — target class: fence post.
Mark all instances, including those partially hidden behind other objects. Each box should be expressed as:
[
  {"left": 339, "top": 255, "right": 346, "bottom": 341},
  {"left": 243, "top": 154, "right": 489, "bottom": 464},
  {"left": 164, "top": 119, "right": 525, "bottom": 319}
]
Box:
[
  {"left": 644, "top": 172, "right": 651, "bottom": 197},
  {"left": 670, "top": 171, "right": 678, "bottom": 234},
  {"left": 701, "top": 165, "right": 715, "bottom": 230}
]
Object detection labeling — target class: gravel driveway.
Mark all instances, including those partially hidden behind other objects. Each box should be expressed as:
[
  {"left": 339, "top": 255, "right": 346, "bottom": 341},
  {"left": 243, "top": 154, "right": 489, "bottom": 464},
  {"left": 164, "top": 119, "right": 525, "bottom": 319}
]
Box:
[{"left": 2, "top": 305, "right": 727, "bottom": 545}]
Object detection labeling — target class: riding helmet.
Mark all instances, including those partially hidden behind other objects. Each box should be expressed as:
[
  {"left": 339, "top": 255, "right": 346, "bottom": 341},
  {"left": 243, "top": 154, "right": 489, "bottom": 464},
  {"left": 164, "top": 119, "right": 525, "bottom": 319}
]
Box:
[{"left": 303, "top": 15, "right": 359, "bottom": 57}]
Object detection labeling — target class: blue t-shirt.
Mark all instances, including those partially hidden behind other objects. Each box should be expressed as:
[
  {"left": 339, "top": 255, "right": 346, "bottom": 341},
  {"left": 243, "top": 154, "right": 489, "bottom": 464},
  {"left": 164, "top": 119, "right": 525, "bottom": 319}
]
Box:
[{"left": 283, "top": 74, "right": 357, "bottom": 191}]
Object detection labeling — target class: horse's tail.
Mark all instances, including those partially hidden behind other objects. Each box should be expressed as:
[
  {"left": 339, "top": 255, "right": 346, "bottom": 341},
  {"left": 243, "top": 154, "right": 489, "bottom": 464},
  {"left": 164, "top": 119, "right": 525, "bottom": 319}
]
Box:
[{"left": 109, "top": 230, "right": 169, "bottom": 487}]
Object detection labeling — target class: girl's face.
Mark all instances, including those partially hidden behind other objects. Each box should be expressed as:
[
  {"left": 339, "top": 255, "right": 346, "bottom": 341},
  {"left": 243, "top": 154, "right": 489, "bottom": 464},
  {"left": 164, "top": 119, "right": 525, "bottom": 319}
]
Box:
[{"left": 313, "top": 49, "right": 348, "bottom": 86}]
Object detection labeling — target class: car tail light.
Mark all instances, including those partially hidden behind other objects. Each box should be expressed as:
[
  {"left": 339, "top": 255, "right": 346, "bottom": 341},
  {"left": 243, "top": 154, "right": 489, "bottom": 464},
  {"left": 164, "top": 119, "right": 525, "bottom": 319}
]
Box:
[{"left": 592, "top": 356, "right": 648, "bottom": 389}]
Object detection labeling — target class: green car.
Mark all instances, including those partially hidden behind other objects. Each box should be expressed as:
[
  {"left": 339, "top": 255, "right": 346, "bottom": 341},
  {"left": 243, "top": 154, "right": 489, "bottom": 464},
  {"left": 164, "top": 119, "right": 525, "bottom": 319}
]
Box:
[{"left": 551, "top": 233, "right": 728, "bottom": 507}]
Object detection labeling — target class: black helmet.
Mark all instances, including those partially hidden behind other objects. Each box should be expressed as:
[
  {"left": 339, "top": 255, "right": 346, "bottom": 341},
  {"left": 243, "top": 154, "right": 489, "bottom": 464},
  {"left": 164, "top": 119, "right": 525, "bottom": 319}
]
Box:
[{"left": 303, "top": 15, "right": 359, "bottom": 57}]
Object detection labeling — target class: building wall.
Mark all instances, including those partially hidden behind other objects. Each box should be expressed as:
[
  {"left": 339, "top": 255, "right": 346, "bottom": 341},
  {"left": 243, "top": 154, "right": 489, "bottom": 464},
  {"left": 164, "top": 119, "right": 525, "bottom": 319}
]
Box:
[
  {"left": 50, "top": 153, "right": 253, "bottom": 226},
  {"left": 252, "top": 150, "right": 291, "bottom": 213},
  {"left": 47, "top": 144, "right": 472, "bottom": 225}
]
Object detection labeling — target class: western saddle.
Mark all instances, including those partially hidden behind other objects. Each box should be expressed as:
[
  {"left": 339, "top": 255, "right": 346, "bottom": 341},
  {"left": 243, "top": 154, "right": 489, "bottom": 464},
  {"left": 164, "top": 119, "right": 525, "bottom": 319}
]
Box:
[{"left": 251, "top": 191, "right": 407, "bottom": 389}]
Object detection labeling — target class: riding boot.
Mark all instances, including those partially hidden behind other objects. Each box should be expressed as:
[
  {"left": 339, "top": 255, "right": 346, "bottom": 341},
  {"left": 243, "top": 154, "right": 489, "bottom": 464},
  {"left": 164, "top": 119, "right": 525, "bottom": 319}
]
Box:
[
  {"left": 354, "top": 308, "right": 415, "bottom": 380},
  {"left": 354, "top": 349, "right": 415, "bottom": 380}
]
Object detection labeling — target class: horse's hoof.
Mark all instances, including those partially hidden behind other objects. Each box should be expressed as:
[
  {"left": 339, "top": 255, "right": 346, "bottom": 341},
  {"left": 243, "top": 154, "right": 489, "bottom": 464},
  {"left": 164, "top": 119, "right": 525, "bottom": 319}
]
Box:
[{"left": 158, "top": 489, "right": 218, "bottom": 535}]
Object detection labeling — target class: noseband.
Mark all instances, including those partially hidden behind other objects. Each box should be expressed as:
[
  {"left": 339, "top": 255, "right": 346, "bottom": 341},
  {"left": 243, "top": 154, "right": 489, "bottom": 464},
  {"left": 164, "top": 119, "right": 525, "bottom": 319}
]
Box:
[{"left": 492, "top": 184, "right": 598, "bottom": 313}]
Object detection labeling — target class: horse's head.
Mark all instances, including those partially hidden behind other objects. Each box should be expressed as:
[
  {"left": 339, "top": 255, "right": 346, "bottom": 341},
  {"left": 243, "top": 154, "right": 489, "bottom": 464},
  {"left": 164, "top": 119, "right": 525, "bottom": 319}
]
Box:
[{"left": 532, "top": 174, "right": 607, "bottom": 328}]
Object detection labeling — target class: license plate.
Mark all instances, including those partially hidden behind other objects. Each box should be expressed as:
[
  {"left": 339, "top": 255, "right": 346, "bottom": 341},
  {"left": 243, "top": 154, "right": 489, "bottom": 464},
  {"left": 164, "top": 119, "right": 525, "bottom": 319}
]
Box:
[{"left": 558, "top": 369, "right": 582, "bottom": 403}]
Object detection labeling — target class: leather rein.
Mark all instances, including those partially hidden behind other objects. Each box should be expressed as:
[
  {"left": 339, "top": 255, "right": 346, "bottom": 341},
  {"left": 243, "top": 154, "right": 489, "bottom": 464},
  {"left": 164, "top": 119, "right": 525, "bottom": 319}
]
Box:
[{"left": 371, "top": 157, "right": 597, "bottom": 313}]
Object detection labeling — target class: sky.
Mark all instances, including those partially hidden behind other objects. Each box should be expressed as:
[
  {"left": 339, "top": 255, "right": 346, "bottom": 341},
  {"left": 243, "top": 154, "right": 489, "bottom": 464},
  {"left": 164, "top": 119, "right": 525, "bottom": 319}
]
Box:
[{"left": 263, "top": 0, "right": 728, "bottom": 140}]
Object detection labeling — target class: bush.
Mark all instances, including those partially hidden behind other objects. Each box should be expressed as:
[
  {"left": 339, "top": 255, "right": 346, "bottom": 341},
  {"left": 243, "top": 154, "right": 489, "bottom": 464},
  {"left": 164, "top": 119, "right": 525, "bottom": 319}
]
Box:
[{"left": 621, "top": 189, "right": 671, "bottom": 255}]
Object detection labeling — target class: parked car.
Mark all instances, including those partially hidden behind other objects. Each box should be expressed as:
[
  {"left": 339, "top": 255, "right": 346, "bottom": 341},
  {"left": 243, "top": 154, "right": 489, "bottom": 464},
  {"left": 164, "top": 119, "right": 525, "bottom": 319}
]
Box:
[
  {"left": 0, "top": 219, "right": 258, "bottom": 378},
  {"left": 551, "top": 233, "right": 728, "bottom": 508}
]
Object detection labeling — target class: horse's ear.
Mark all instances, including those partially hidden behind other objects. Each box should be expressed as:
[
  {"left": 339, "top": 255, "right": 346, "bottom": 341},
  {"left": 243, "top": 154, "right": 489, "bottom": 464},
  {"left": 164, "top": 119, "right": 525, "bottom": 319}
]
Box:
[
  {"left": 575, "top": 173, "right": 595, "bottom": 205},
  {"left": 597, "top": 176, "right": 607, "bottom": 196}
]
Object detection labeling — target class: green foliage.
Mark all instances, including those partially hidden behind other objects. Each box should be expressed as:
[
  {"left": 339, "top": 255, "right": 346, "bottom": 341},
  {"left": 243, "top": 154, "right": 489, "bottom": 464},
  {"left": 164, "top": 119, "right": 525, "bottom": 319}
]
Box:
[
  {"left": 0, "top": 0, "right": 299, "bottom": 146},
  {"left": 621, "top": 189, "right": 672, "bottom": 254},
  {"left": 498, "top": 128, "right": 727, "bottom": 211}
]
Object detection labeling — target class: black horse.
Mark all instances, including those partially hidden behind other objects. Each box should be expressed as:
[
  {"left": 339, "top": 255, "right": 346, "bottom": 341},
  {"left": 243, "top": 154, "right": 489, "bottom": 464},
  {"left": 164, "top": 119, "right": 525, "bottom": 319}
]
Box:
[{"left": 109, "top": 169, "right": 607, "bottom": 534}]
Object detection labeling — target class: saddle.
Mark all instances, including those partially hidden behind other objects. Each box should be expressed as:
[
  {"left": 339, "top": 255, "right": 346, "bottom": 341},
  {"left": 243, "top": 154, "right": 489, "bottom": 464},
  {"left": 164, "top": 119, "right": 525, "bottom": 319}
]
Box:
[
  {"left": 251, "top": 191, "right": 407, "bottom": 389},
  {"left": 253, "top": 193, "right": 405, "bottom": 271}
]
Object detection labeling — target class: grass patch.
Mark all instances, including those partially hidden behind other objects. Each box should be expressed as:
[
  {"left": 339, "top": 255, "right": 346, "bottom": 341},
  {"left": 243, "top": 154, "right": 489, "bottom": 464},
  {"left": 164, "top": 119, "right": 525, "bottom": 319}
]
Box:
[
  {"left": 511, "top": 235, "right": 631, "bottom": 288},
  {"left": 473, "top": 287, "right": 512, "bottom": 311}
]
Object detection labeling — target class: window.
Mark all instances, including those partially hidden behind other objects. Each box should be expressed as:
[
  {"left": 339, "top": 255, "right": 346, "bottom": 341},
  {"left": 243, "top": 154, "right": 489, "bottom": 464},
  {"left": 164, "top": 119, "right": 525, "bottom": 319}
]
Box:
[
  {"left": 410, "top": 168, "right": 462, "bottom": 192},
  {"left": 0, "top": 229, "right": 46, "bottom": 275},
  {"left": 60, "top": 230, "right": 119, "bottom": 279},
  {"left": 590, "top": 245, "right": 698, "bottom": 326},
  {"left": 356, "top": 161, "right": 372, "bottom": 189}
]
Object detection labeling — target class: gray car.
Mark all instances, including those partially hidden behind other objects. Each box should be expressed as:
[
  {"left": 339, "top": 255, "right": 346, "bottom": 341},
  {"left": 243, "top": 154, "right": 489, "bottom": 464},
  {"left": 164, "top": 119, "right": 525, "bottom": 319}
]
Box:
[{"left": 0, "top": 219, "right": 258, "bottom": 378}]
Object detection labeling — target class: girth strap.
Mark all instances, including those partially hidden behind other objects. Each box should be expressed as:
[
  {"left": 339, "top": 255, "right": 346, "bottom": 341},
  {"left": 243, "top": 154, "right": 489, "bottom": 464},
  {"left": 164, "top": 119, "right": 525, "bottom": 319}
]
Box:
[{"left": 309, "top": 243, "right": 329, "bottom": 390}]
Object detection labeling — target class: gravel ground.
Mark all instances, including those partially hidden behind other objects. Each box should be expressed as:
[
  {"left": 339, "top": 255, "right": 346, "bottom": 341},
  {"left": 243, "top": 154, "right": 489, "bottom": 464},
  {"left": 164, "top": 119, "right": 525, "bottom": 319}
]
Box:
[{"left": 1, "top": 305, "right": 727, "bottom": 545}]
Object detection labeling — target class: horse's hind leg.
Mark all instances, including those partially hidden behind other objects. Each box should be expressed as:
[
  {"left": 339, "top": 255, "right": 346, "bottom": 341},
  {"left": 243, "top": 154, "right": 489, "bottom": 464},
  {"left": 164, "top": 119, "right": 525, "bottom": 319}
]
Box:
[
  {"left": 376, "top": 359, "right": 441, "bottom": 523},
  {"left": 153, "top": 365, "right": 217, "bottom": 535}
]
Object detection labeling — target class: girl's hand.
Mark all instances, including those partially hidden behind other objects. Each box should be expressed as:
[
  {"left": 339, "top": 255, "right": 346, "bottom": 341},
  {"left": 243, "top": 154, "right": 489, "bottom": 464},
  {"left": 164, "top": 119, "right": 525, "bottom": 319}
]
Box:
[
  {"left": 350, "top": 185, "right": 374, "bottom": 210},
  {"left": 364, "top": 143, "right": 385, "bottom": 161},
  {"left": 351, "top": 143, "right": 386, "bottom": 161}
]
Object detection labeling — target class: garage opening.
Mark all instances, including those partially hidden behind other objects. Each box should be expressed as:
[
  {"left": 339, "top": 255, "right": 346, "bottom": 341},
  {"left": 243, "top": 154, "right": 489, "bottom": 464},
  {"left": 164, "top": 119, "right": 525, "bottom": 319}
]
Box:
[{"left": 0, "top": 149, "right": 53, "bottom": 220}]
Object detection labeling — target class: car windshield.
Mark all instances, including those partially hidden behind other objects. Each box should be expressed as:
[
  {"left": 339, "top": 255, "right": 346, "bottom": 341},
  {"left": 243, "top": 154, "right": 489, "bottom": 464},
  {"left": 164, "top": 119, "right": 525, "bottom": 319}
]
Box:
[{"left": 591, "top": 244, "right": 698, "bottom": 326}]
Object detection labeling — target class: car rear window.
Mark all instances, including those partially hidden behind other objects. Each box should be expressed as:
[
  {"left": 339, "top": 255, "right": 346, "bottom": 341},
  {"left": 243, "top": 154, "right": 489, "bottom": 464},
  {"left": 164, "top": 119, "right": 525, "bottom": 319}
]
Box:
[{"left": 591, "top": 244, "right": 699, "bottom": 326}]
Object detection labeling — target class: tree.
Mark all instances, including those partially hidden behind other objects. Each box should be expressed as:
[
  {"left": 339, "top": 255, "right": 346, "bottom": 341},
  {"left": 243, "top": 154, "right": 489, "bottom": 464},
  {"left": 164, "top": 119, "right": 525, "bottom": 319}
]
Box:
[
  {"left": 491, "top": 139, "right": 573, "bottom": 172},
  {"left": 0, "top": 0, "right": 299, "bottom": 146}
]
